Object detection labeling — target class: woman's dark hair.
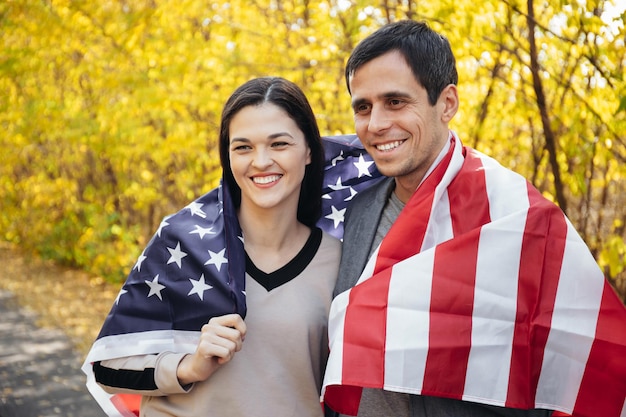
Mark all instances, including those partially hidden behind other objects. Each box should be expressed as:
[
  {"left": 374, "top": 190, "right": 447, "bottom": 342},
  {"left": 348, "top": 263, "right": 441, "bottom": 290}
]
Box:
[
  {"left": 345, "top": 20, "right": 458, "bottom": 105},
  {"left": 218, "top": 77, "right": 324, "bottom": 227}
]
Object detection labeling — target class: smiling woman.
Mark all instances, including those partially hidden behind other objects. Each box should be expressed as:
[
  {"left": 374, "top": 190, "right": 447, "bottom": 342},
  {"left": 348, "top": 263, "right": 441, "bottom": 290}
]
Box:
[
  {"left": 228, "top": 103, "right": 311, "bottom": 229},
  {"left": 84, "top": 77, "right": 342, "bottom": 417}
]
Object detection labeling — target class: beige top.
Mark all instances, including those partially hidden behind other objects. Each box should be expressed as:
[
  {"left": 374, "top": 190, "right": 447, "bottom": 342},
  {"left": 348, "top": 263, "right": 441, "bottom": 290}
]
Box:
[{"left": 99, "top": 232, "right": 341, "bottom": 417}]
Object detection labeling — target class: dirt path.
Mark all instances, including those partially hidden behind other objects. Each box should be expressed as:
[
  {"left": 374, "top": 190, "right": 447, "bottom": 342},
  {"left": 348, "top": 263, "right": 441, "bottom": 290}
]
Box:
[
  {"left": 0, "top": 242, "right": 120, "bottom": 416},
  {"left": 0, "top": 242, "right": 120, "bottom": 355}
]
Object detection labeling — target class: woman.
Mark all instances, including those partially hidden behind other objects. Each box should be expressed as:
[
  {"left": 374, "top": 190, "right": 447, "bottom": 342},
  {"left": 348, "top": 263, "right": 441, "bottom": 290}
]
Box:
[{"left": 84, "top": 77, "right": 341, "bottom": 417}]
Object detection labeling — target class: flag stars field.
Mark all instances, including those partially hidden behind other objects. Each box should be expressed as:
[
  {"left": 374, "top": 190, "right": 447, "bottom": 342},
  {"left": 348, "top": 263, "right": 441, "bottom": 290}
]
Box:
[
  {"left": 145, "top": 274, "right": 166, "bottom": 301},
  {"left": 325, "top": 206, "right": 346, "bottom": 229},
  {"left": 204, "top": 248, "right": 228, "bottom": 271},
  {"left": 353, "top": 154, "right": 374, "bottom": 177},
  {"left": 190, "top": 225, "right": 215, "bottom": 239},
  {"left": 167, "top": 242, "right": 187, "bottom": 268},
  {"left": 187, "top": 274, "right": 213, "bottom": 301}
]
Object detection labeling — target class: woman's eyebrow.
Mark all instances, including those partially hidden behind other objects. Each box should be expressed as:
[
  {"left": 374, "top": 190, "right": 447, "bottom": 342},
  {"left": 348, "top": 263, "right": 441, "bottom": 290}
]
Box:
[{"left": 268, "top": 132, "right": 294, "bottom": 139}]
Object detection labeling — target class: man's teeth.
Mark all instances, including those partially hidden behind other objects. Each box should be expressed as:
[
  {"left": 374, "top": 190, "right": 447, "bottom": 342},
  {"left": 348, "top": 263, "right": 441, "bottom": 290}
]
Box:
[
  {"left": 253, "top": 175, "right": 281, "bottom": 184},
  {"left": 377, "top": 140, "right": 403, "bottom": 151}
]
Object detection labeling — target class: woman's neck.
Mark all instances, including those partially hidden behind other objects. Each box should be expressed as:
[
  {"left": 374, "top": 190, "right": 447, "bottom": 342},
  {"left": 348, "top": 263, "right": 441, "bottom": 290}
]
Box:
[{"left": 237, "top": 205, "right": 311, "bottom": 273}]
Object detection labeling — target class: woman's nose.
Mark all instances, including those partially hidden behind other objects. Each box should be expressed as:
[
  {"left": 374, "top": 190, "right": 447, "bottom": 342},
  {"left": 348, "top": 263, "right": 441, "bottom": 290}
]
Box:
[{"left": 251, "top": 148, "right": 272, "bottom": 169}]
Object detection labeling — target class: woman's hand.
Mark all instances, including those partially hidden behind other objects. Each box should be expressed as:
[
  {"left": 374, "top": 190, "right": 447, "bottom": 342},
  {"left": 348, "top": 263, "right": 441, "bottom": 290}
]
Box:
[{"left": 176, "top": 313, "right": 247, "bottom": 385}]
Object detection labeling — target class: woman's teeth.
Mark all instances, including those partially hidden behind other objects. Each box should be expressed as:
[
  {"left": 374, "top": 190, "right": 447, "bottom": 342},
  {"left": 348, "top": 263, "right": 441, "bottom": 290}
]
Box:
[{"left": 253, "top": 175, "right": 281, "bottom": 184}]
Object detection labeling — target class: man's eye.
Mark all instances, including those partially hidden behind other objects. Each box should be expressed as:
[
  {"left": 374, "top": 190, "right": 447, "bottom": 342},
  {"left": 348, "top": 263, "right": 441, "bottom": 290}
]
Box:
[
  {"left": 354, "top": 104, "right": 371, "bottom": 114},
  {"left": 389, "top": 99, "right": 404, "bottom": 108}
]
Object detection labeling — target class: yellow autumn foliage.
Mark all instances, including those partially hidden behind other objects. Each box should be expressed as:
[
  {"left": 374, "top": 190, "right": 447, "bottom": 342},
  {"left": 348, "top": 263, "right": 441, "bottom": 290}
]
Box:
[{"left": 0, "top": 0, "right": 624, "bottom": 299}]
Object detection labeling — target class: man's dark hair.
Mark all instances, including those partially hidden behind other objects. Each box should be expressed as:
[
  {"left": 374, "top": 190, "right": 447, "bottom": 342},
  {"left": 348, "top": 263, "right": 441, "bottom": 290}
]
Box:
[{"left": 345, "top": 20, "right": 458, "bottom": 105}]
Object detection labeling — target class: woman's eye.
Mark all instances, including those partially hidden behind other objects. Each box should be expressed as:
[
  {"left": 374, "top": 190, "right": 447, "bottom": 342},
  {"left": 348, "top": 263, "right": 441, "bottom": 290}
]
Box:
[
  {"left": 232, "top": 145, "right": 251, "bottom": 151},
  {"left": 271, "top": 141, "right": 289, "bottom": 148}
]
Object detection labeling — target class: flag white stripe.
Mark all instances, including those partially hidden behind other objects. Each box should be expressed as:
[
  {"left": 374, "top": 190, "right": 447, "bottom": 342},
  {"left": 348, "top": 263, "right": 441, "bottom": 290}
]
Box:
[
  {"left": 480, "top": 153, "right": 531, "bottom": 220},
  {"left": 463, "top": 215, "right": 527, "bottom": 404},
  {"left": 323, "top": 287, "right": 350, "bottom": 391},
  {"left": 384, "top": 249, "right": 435, "bottom": 392},
  {"left": 422, "top": 189, "right": 453, "bottom": 251},
  {"left": 421, "top": 140, "right": 463, "bottom": 252},
  {"left": 463, "top": 159, "right": 530, "bottom": 404},
  {"left": 535, "top": 221, "right": 604, "bottom": 411}
]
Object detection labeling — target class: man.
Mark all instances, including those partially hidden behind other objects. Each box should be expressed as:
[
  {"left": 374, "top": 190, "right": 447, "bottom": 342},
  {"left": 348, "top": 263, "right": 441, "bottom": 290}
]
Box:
[{"left": 322, "top": 20, "right": 626, "bottom": 417}]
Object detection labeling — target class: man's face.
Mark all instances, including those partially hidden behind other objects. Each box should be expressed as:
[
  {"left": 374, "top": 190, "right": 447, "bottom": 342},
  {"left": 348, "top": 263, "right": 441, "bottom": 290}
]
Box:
[{"left": 349, "top": 50, "right": 456, "bottom": 202}]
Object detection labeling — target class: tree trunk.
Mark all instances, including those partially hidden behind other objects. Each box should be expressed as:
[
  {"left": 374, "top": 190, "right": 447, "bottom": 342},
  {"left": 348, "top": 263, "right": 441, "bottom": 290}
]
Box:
[{"left": 526, "top": 0, "right": 568, "bottom": 214}]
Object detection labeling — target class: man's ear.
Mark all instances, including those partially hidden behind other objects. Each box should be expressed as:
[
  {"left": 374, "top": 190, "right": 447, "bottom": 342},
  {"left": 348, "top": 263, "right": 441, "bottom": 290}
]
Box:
[{"left": 439, "top": 84, "right": 459, "bottom": 123}]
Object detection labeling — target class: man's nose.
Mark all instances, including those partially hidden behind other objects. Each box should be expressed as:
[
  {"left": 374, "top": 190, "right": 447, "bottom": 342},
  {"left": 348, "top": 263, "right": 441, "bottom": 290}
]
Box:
[{"left": 367, "top": 106, "right": 392, "bottom": 133}]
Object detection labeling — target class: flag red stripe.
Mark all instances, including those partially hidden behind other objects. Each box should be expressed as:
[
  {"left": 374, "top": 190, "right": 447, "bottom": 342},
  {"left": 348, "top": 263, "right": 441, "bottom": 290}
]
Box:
[
  {"left": 447, "top": 149, "right": 491, "bottom": 236},
  {"left": 421, "top": 152, "right": 488, "bottom": 398},
  {"left": 111, "top": 394, "right": 141, "bottom": 417},
  {"left": 506, "top": 187, "right": 566, "bottom": 407},
  {"left": 572, "top": 282, "right": 626, "bottom": 416},
  {"left": 341, "top": 268, "right": 392, "bottom": 387},
  {"left": 423, "top": 233, "right": 479, "bottom": 398}
]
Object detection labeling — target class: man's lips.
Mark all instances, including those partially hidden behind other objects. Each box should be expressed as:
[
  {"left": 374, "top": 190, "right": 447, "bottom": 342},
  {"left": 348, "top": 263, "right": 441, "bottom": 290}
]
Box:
[{"left": 375, "top": 140, "right": 405, "bottom": 152}]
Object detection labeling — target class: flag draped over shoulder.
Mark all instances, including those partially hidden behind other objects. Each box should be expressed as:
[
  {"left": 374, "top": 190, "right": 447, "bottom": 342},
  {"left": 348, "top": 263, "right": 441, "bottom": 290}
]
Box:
[
  {"left": 82, "top": 135, "right": 382, "bottom": 417},
  {"left": 321, "top": 133, "right": 626, "bottom": 417},
  {"left": 81, "top": 181, "right": 246, "bottom": 417}
]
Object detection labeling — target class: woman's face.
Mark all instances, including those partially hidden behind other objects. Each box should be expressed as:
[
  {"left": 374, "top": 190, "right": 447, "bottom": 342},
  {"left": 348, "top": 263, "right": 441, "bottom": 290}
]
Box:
[{"left": 228, "top": 103, "right": 311, "bottom": 214}]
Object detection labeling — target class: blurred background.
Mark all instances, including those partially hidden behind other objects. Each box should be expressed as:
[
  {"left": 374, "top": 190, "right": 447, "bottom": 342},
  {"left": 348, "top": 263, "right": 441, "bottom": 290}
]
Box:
[{"left": 1, "top": 0, "right": 624, "bottom": 304}]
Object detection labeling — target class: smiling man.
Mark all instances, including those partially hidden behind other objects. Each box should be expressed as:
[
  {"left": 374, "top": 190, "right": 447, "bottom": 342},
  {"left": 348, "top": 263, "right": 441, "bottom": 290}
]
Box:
[{"left": 322, "top": 19, "right": 626, "bottom": 417}]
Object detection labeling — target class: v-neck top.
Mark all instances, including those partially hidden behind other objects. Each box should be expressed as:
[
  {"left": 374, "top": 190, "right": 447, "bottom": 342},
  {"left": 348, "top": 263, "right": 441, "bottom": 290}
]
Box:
[{"left": 245, "top": 227, "right": 323, "bottom": 291}]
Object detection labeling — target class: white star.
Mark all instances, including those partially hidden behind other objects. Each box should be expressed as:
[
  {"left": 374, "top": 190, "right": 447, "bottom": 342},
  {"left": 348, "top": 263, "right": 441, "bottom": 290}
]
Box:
[
  {"left": 328, "top": 177, "right": 349, "bottom": 191},
  {"left": 190, "top": 225, "right": 215, "bottom": 239},
  {"left": 186, "top": 202, "right": 207, "bottom": 218},
  {"left": 353, "top": 154, "right": 374, "bottom": 177},
  {"left": 325, "top": 205, "right": 346, "bottom": 229},
  {"left": 145, "top": 274, "right": 166, "bottom": 301},
  {"left": 204, "top": 248, "right": 228, "bottom": 271},
  {"left": 345, "top": 187, "right": 358, "bottom": 201},
  {"left": 157, "top": 219, "right": 170, "bottom": 237},
  {"left": 133, "top": 251, "right": 147, "bottom": 272},
  {"left": 188, "top": 274, "right": 212, "bottom": 301},
  {"left": 115, "top": 288, "right": 128, "bottom": 305},
  {"left": 167, "top": 242, "right": 187, "bottom": 268},
  {"left": 331, "top": 151, "right": 345, "bottom": 166}
]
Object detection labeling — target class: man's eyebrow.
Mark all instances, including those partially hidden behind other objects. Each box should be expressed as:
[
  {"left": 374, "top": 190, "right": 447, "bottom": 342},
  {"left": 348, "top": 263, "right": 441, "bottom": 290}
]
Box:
[
  {"left": 351, "top": 97, "right": 368, "bottom": 109},
  {"left": 352, "top": 91, "right": 413, "bottom": 108},
  {"left": 381, "top": 91, "right": 413, "bottom": 99}
]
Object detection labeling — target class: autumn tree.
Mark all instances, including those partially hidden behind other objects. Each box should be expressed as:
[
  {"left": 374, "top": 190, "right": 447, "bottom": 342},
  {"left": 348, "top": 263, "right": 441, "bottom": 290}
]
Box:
[{"left": 1, "top": 0, "right": 624, "bottom": 298}]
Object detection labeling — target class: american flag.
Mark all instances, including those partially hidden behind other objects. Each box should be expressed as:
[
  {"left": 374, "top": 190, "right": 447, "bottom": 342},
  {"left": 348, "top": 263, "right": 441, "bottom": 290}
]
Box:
[
  {"left": 82, "top": 135, "right": 382, "bottom": 417},
  {"left": 321, "top": 133, "right": 626, "bottom": 417}
]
